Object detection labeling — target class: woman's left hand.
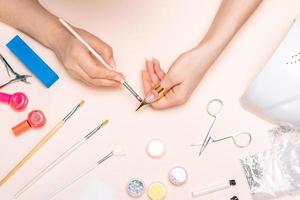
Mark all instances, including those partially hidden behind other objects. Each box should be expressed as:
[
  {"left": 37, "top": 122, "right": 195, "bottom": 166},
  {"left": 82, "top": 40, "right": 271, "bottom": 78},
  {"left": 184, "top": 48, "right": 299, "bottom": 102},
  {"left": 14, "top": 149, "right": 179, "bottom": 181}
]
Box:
[{"left": 141, "top": 45, "right": 217, "bottom": 110}]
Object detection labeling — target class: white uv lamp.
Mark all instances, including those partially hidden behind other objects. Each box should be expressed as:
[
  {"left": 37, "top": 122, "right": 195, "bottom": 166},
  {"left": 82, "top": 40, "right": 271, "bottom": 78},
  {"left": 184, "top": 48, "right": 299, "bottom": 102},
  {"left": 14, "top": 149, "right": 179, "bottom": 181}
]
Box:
[{"left": 241, "top": 18, "right": 300, "bottom": 127}]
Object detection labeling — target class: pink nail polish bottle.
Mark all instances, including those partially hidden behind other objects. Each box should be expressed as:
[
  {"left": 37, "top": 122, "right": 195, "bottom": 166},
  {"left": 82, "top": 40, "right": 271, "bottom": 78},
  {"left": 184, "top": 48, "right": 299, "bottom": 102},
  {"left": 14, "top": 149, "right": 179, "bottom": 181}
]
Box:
[
  {"left": 12, "top": 110, "right": 46, "bottom": 136},
  {"left": 0, "top": 92, "right": 28, "bottom": 111}
]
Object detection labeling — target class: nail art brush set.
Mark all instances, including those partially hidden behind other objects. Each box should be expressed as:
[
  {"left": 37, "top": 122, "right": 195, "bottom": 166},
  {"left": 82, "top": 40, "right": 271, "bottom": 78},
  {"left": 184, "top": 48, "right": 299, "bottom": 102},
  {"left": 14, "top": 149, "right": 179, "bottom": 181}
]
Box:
[
  {"left": 14, "top": 119, "right": 109, "bottom": 198},
  {"left": 46, "top": 145, "right": 126, "bottom": 200}
]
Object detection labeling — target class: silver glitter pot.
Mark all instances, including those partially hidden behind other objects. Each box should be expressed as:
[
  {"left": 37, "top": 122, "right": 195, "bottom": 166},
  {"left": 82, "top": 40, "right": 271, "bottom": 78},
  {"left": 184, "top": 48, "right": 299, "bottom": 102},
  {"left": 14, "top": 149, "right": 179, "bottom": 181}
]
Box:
[{"left": 127, "top": 179, "right": 145, "bottom": 198}]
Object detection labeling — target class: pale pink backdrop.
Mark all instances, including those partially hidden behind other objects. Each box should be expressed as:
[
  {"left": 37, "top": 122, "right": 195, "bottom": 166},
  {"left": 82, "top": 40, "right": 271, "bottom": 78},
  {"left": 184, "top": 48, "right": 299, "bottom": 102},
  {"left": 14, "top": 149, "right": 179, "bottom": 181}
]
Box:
[{"left": 0, "top": 0, "right": 300, "bottom": 200}]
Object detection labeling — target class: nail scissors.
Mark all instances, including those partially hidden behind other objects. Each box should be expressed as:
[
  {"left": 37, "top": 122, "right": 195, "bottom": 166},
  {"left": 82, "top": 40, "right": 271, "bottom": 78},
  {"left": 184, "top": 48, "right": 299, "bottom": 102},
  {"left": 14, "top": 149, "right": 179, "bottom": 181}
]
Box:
[
  {"left": 194, "top": 99, "right": 252, "bottom": 156},
  {"left": 0, "top": 54, "right": 31, "bottom": 89},
  {"left": 191, "top": 131, "right": 252, "bottom": 148}
]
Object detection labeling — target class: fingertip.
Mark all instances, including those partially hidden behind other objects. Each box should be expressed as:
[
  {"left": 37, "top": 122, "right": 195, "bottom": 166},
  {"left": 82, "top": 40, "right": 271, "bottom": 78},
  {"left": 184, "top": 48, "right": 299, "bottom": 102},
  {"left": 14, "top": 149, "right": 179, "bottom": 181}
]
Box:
[
  {"left": 146, "top": 59, "right": 153, "bottom": 67},
  {"left": 111, "top": 75, "right": 123, "bottom": 82},
  {"left": 109, "top": 57, "right": 116, "bottom": 68},
  {"left": 141, "top": 63, "right": 147, "bottom": 71}
]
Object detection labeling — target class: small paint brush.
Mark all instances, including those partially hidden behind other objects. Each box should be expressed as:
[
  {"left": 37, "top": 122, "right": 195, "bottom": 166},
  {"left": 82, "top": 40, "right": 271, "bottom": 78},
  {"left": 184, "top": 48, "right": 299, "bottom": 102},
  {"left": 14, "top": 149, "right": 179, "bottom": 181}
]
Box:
[
  {"left": 135, "top": 94, "right": 155, "bottom": 111},
  {"left": 45, "top": 145, "right": 126, "bottom": 200},
  {"left": 136, "top": 85, "right": 165, "bottom": 111},
  {"left": 0, "top": 101, "right": 84, "bottom": 186},
  {"left": 14, "top": 119, "right": 109, "bottom": 199}
]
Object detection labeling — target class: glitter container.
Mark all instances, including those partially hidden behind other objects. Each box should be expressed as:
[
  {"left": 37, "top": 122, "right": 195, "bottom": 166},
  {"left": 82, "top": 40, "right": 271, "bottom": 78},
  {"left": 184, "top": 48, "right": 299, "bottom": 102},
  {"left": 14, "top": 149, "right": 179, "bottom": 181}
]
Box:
[
  {"left": 168, "top": 166, "right": 188, "bottom": 186},
  {"left": 127, "top": 179, "right": 145, "bottom": 198}
]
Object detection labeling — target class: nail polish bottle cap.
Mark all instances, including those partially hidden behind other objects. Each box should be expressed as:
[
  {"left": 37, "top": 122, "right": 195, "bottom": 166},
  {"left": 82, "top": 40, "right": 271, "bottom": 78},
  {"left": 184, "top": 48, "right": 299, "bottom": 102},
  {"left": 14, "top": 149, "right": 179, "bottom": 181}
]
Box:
[
  {"left": 12, "top": 110, "right": 46, "bottom": 136},
  {"left": 10, "top": 92, "right": 28, "bottom": 111},
  {"left": 28, "top": 110, "right": 46, "bottom": 128},
  {"left": 0, "top": 92, "right": 10, "bottom": 103}
]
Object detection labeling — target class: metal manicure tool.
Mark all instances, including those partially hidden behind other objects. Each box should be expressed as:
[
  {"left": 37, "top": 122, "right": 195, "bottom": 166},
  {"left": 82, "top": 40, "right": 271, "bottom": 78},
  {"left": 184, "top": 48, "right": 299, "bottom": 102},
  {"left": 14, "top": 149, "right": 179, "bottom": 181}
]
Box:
[
  {"left": 0, "top": 54, "right": 32, "bottom": 89},
  {"left": 192, "top": 99, "right": 252, "bottom": 156}
]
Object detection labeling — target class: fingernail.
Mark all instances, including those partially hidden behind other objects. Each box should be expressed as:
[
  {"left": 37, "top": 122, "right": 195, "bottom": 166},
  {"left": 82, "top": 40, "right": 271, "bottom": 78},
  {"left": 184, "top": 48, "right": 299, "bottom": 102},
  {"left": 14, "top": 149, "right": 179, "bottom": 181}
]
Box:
[
  {"left": 109, "top": 58, "right": 116, "bottom": 68},
  {"left": 145, "top": 90, "right": 157, "bottom": 103},
  {"left": 112, "top": 75, "right": 124, "bottom": 82},
  {"left": 152, "top": 57, "right": 157, "bottom": 62}
]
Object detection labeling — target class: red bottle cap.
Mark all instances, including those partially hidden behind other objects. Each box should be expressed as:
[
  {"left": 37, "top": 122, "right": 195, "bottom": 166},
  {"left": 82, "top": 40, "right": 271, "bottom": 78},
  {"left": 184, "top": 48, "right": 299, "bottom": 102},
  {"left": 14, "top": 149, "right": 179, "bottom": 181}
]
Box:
[
  {"left": 12, "top": 110, "right": 46, "bottom": 136},
  {"left": 28, "top": 110, "right": 46, "bottom": 128}
]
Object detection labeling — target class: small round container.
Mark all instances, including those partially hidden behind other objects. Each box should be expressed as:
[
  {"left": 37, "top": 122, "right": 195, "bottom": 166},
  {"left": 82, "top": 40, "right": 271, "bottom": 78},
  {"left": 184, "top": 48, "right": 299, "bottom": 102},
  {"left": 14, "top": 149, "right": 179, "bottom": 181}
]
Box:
[
  {"left": 146, "top": 139, "right": 165, "bottom": 158},
  {"left": 127, "top": 179, "right": 145, "bottom": 198},
  {"left": 168, "top": 166, "right": 188, "bottom": 186},
  {"left": 12, "top": 110, "right": 46, "bottom": 136},
  {"left": 147, "top": 182, "right": 167, "bottom": 200}
]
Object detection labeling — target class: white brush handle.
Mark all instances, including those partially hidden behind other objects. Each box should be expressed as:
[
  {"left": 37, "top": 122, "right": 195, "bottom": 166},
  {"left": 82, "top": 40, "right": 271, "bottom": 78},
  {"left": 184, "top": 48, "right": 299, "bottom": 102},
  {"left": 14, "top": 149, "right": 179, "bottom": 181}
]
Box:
[
  {"left": 15, "top": 139, "right": 86, "bottom": 198},
  {"left": 58, "top": 18, "right": 114, "bottom": 71},
  {"left": 45, "top": 162, "right": 98, "bottom": 200},
  {"left": 45, "top": 152, "right": 113, "bottom": 200}
]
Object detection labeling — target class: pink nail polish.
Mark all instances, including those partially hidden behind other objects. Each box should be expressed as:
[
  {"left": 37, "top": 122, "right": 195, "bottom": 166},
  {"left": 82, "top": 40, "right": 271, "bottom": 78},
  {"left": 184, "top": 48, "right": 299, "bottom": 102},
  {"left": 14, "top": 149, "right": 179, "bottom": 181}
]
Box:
[
  {"left": 12, "top": 110, "right": 46, "bottom": 136},
  {"left": 145, "top": 90, "right": 157, "bottom": 103},
  {"left": 0, "top": 92, "right": 28, "bottom": 111}
]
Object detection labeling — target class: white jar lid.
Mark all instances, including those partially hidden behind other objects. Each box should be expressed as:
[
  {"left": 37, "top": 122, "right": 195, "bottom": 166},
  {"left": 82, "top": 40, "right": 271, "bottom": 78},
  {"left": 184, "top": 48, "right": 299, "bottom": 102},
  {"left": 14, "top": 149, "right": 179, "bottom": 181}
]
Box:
[
  {"left": 146, "top": 139, "right": 165, "bottom": 158},
  {"left": 168, "top": 166, "right": 188, "bottom": 186}
]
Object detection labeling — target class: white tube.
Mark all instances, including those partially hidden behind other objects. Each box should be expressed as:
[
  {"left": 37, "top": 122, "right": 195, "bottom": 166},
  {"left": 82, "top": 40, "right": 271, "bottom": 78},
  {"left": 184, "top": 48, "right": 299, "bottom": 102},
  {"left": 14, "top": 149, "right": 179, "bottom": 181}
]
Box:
[{"left": 192, "top": 180, "right": 236, "bottom": 197}]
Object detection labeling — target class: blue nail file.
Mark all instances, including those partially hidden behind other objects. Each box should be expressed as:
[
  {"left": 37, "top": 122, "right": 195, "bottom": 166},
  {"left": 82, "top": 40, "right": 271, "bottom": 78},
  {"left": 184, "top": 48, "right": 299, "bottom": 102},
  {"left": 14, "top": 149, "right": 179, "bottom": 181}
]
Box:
[{"left": 6, "top": 35, "right": 59, "bottom": 88}]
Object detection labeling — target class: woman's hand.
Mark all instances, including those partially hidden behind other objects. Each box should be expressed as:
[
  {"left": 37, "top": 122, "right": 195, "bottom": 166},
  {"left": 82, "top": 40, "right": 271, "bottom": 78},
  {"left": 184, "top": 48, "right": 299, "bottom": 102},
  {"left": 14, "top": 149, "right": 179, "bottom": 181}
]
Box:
[
  {"left": 142, "top": 45, "right": 216, "bottom": 110},
  {"left": 51, "top": 27, "right": 124, "bottom": 87}
]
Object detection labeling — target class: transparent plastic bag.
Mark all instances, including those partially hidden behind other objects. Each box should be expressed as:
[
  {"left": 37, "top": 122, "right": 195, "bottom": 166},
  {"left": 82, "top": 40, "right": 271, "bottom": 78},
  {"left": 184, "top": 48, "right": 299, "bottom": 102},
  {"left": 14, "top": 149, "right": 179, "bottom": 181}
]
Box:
[{"left": 240, "top": 127, "right": 300, "bottom": 199}]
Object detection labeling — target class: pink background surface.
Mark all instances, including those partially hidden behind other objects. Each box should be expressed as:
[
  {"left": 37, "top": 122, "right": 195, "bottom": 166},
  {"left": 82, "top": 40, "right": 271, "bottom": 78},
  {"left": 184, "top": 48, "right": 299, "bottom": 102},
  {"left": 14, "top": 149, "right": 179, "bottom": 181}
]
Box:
[{"left": 1, "top": 0, "right": 300, "bottom": 199}]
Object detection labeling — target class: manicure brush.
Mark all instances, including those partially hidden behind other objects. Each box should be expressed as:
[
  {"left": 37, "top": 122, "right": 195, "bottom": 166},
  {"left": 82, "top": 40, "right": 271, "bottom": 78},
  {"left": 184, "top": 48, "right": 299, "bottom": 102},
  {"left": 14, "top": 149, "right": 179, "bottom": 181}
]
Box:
[
  {"left": 136, "top": 84, "right": 166, "bottom": 111},
  {"left": 59, "top": 18, "right": 142, "bottom": 102},
  {"left": 45, "top": 145, "right": 126, "bottom": 200},
  {"left": 14, "top": 119, "right": 109, "bottom": 198}
]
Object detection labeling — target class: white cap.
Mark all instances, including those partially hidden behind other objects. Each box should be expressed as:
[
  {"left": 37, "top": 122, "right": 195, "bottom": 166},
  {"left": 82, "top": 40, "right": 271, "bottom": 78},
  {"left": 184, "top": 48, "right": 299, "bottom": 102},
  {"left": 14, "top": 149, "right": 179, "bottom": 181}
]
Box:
[
  {"left": 168, "top": 166, "right": 188, "bottom": 186},
  {"left": 146, "top": 139, "right": 165, "bottom": 158}
]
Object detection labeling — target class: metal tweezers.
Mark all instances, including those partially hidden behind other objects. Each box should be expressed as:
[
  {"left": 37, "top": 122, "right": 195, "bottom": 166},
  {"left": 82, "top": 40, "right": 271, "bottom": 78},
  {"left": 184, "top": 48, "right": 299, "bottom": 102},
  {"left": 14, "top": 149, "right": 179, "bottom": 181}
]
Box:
[{"left": 0, "top": 54, "right": 31, "bottom": 89}]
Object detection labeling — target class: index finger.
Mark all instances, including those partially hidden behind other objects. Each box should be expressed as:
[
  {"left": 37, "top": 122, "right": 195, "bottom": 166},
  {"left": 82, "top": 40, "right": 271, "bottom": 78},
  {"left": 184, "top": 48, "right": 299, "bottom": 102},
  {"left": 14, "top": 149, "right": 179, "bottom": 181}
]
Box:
[{"left": 77, "top": 48, "right": 124, "bottom": 81}]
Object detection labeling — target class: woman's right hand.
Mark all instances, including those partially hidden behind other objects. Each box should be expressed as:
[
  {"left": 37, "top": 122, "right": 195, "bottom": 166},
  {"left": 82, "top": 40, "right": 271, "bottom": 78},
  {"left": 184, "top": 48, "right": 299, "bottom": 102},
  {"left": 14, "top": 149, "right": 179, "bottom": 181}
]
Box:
[{"left": 50, "top": 27, "right": 124, "bottom": 87}]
